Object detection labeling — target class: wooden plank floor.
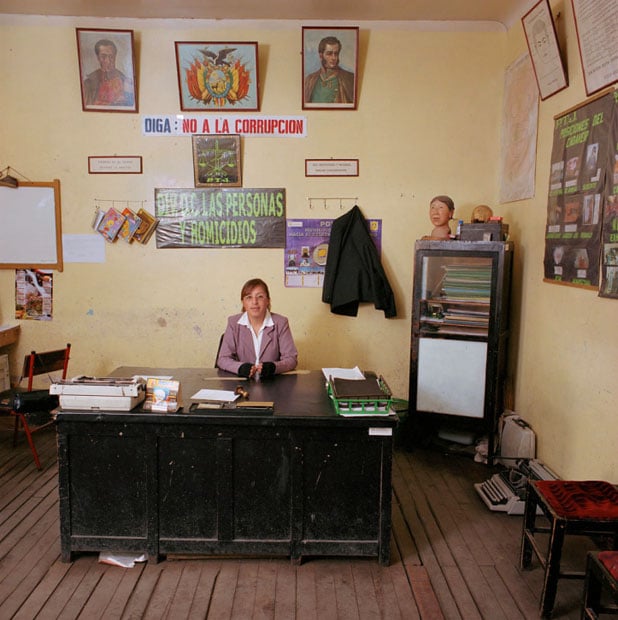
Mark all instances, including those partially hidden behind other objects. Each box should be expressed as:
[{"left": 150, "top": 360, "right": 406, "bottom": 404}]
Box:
[{"left": 0, "top": 417, "right": 603, "bottom": 619}]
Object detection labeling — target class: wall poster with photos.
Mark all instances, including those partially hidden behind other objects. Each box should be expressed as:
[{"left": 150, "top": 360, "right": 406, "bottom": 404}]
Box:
[{"left": 543, "top": 89, "right": 618, "bottom": 298}]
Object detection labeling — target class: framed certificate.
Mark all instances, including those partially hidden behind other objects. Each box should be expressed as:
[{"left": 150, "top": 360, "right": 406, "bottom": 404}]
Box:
[
  {"left": 571, "top": 0, "right": 618, "bottom": 95},
  {"left": 305, "top": 159, "right": 359, "bottom": 177},
  {"left": 521, "top": 0, "right": 567, "bottom": 100}
]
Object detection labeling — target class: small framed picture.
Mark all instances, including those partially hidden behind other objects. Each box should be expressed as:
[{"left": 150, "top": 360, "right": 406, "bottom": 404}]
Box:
[
  {"left": 305, "top": 159, "right": 359, "bottom": 177},
  {"left": 302, "top": 27, "right": 359, "bottom": 110},
  {"left": 521, "top": 0, "right": 567, "bottom": 100},
  {"left": 192, "top": 134, "right": 242, "bottom": 188},
  {"left": 76, "top": 28, "right": 137, "bottom": 112},
  {"left": 175, "top": 42, "right": 259, "bottom": 112},
  {"left": 88, "top": 156, "right": 143, "bottom": 174}
]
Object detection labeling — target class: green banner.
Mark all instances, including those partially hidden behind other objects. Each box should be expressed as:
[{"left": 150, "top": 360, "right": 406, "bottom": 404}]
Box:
[{"left": 154, "top": 188, "right": 286, "bottom": 248}]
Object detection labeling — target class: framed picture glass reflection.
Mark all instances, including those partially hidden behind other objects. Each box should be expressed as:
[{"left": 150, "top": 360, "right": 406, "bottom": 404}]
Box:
[
  {"left": 192, "top": 134, "right": 242, "bottom": 188},
  {"left": 175, "top": 42, "right": 259, "bottom": 112},
  {"left": 302, "top": 27, "right": 359, "bottom": 110},
  {"left": 521, "top": 0, "right": 567, "bottom": 100},
  {"left": 76, "top": 28, "right": 137, "bottom": 112}
]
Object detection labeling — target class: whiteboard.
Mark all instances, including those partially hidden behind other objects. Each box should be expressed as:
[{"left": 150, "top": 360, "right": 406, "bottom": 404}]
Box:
[
  {"left": 0, "top": 180, "right": 63, "bottom": 271},
  {"left": 416, "top": 338, "right": 487, "bottom": 418}
]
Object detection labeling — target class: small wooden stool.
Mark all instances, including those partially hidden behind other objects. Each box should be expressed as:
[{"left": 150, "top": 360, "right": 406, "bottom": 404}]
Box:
[
  {"left": 520, "top": 479, "right": 618, "bottom": 619},
  {"left": 582, "top": 550, "right": 618, "bottom": 619}
]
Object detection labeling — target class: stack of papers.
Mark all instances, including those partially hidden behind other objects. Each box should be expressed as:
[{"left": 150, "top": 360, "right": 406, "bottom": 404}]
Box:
[
  {"left": 330, "top": 374, "right": 385, "bottom": 399},
  {"left": 191, "top": 389, "right": 239, "bottom": 402},
  {"left": 321, "top": 366, "right": 365, "bottom": 381}
]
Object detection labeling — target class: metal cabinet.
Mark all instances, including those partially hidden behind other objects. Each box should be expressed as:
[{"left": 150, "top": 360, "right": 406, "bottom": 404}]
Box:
[{"left": 408, "top": 240, "right": 513, "bottom": 461}]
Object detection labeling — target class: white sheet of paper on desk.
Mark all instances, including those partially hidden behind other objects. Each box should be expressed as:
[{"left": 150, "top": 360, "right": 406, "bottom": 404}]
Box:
[
  {"left": 322, "top": 366, "right": 365, "bottom": 381},
  {"left": 191, "top": 388, "right": 239, "bottom": 401}
]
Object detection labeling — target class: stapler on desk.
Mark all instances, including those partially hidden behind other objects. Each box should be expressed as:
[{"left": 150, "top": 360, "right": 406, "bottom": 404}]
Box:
[{"left": 189, "top": 401, "right": 274, "bottom": 414}]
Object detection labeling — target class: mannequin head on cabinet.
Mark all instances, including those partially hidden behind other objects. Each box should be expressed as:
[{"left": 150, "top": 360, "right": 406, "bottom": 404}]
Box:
[{"left": 427, "top": 195, "right": 455, "bottom": 239}]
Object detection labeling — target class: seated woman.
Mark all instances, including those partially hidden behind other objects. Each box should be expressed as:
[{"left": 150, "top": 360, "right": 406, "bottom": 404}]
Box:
[{"left": 216, "top": 278, "right": 298, "bottom": 379}]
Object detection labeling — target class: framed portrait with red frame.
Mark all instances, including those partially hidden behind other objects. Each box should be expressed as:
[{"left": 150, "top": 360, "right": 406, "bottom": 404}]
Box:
[
  {"left": 76, "top": 28, "right": 137, "bottom": 112},
  {"left": 302, "top": 27, "right": 359, "bottom": 110}
]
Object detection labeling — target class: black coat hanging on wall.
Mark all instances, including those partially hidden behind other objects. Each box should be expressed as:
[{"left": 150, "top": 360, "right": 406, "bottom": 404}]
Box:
[{"left": 322, "top": 205, "right": 397, "bottom": 318}]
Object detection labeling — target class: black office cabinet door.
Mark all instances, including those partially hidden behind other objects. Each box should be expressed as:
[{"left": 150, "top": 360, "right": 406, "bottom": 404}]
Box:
[
  {"left": 157, "top": 428, "right": 292, "bottom": 547},
  {"left": 158, "top": 435, "right": 218, "bottom": 540},
  {"left": 299, "top": 432, "right": 384, "bottom": 543},
  {"left": 67, "top": 425, "right": 149, "bottom": 541},
  {"left": 231, "top": 435, "right": 292, "bottom": 540}
]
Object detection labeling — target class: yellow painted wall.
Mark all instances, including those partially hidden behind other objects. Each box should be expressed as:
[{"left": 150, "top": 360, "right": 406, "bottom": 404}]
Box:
[
  {"left": 500, "top": 3, "right": 618, "bottom": 481},
  {"left": 0, "top": 10, "right": 615, "bottom": 480}
]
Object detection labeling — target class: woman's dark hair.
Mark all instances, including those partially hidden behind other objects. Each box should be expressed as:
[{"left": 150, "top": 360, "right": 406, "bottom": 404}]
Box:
[{"left": 240, "top": 278, "right": 271, "bottom": 310}]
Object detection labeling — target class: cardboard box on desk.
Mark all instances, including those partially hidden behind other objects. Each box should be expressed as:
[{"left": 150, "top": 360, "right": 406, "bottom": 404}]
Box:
[
  {"left": 143, "top": 377, "right": 181, "bottom": 413},
  {"left": 460, "top": 222, "right": 509, "bottom": 241}
]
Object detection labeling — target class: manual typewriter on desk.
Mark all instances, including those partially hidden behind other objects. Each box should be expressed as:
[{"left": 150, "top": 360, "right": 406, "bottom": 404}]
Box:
[{"left": 474, "top": 459, "right": 558, "bottom": 515}]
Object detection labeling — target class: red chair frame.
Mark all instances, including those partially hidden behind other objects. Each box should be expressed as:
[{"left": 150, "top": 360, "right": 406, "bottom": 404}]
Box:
[{"left": 11, "top": 343, "right": 71, "bottom": 469}]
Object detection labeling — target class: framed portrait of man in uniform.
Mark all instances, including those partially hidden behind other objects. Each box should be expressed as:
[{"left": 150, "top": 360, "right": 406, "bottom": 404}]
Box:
[
  {"left": 76, "top": 28, "right": 137, "bottom": 113},
  {"left": 302, "top": 27, "right": 359, "bottom": 110}
]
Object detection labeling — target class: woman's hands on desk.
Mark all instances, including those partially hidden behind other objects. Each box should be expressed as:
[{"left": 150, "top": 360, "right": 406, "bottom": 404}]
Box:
[{"left": 238, "top": 361, "right": 276, "bottom": 380}]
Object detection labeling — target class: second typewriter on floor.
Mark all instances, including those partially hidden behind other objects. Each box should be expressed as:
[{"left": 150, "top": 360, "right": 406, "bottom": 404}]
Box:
[{"left": 474, "top": 459, "right": 558, "bottom": 515}]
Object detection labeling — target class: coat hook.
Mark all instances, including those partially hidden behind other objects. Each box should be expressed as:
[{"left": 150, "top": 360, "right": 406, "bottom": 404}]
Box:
[{"left": 323, "top": 199, "right": 327, "bottom": 209}]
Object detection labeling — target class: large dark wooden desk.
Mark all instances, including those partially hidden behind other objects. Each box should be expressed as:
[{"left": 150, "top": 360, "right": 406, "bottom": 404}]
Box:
[{"left": 56, "top": 368, "right": 397, "bottom": 565}]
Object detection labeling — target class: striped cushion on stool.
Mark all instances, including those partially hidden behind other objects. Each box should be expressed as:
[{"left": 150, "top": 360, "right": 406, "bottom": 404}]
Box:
[{"left": 535, "top": 480, "right": 618, "bottom": 519}]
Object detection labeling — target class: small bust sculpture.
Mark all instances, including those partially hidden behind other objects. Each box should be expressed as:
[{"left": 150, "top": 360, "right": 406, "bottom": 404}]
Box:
[
  {"left": 424, "top": 195, "right": 455, "bottom": 239},
  {"left": 472, "top": 204, "right": 493, "bottom": 223}
]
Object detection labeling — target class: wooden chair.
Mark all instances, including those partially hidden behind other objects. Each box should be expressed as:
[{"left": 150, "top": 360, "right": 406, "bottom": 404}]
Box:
[
  {"left": 582, "top": 550, "right": 618, "bottom": 619},
  {"left": 520, "top": 479, "right": 618, "bottom": 618},
  {"left": 6, "top": 343, "right": 71, "bottom": 470}
]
